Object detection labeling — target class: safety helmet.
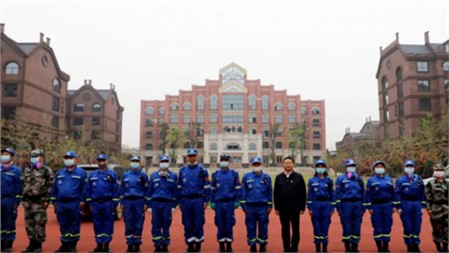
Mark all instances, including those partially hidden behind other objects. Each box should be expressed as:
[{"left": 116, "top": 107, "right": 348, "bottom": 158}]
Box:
[
  {"left": 159, "top": 155, "right": 170, "bottom": 162},
  {"left": 315, "top": 159, "right": 327, "bottom": 167},
  {"left": 63, "top": 151, "right": 78, "bottom": 158},
  {"left": 344, "top": 159, "right": 356, "bottom": 167},
  {"left": 250, "top": 156, "right": 263, "bottom": 165},
  {"left": 220, "top": 153, "right": 231, "bottom": 161},
  {"left": 130, "top": 155, "right": 141, "bottom": 161},
  {"left": 31, "top": 149, "right": 44, "bottom": 157},
  {"left": 404, "top": 160, "right": 415, "bottom": 167},
  {"left": 96, "top": 153, "right": 109, "bottom": 160},
  {"left": 1, "top": 147, "right": 16, "bottom": 157},
  {"left": 187, "top": 149, "right": 198, "bottom": 156},
  {"left": 372, "top": 160, "right": 385, "bottom": 169}
]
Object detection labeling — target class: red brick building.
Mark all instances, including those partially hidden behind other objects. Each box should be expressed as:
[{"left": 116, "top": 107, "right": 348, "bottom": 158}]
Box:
[{"left": 140, "top": 63, "right": 326, "bottom": 167}]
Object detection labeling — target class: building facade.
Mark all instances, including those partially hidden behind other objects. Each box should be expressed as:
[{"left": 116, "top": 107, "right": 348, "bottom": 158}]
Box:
[
  {"left": 140, "top": 63, "right": 326, "bottom": 167},
  {"left": 376, "top": 32, "right": 449, "bottom": 139}
]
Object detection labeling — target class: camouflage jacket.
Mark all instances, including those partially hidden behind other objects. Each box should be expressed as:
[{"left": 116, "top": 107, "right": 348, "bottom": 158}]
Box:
[
  {"left": 425, "top": 178, "right": 449, "bottom": 210},
  {"left": 22, "top": 164, "right": 54, "bottom": 202}
]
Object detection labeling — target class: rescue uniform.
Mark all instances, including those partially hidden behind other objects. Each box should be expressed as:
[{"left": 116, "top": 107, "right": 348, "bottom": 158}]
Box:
[
  {"left": 307, "top": 175, "right": 334, "bottom": 245},
  {"left": 85, "top": 168, "right": 119, "bottom": 245},
  {"left": 119, "top": 168, "right": 149, "bottom": 250},
  {"left": 425, "top": 177, "right": 448, "bottom": 251},
  {"left": 51, "top": 166, "right": 87, "bottom": 248},
  {"left": 240, "top": 171, "right": 273, "bottom": 248},
  {"left": 395, "top": 174, "right": 426, "bottom": 248},
  {"left": 177, "top": 163, "right": 210, "bottom": 246},
  {"left": 210, "top": 168, "right": 241, "bottom": 244},
  {"left": 148, "top": 169, "right": 177, "bottom": 249}
]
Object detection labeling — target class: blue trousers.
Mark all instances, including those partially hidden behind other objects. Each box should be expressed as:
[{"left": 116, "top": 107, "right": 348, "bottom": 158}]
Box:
[
  {"left": 370, "top": 202, "right": 393, "bottom": 241},
  {"left": 123, "top": 199, "right": 145, "bottom": 245},
  {"left": 180, "top": 198, "right": 205, "bottom": 244},
  {"left": 339, "top": 201, "right": 363, "bottom": 243},
  {"left": 56, "top": 201, "right": 81, "bottom": 243},
  {"left": 214, "top": 201, "right": 236, "bottom": 242},
  {"left": 90, "top": 201, "right": 115, "bottom": 243},
  {"left": 310, "top": 201, "right": 333, "bottom": 243},
  {"left": 245, "top": 205, "right": 269, "bottom": 246},
  {"left": 1, "top": 197, "right": 17, "bottom": 240},
  {"left": 400, "top": 200, "right": 422, "bottom": 245},
  {"left": 151, "top": 200, "right": 173, "bottom": 247}
]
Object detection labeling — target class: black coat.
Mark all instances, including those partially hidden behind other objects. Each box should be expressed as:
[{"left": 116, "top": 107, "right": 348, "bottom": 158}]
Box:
[{"left": 273, "top": 170, "right": 307, "bottom": 212}]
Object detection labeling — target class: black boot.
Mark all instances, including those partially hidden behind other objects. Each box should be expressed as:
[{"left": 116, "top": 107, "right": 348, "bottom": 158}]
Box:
[
  {"left": 22, "top": 240, "right": 35, "bottom": 252},
  {"left": 382, "top": 241, "right": 390, "bottom": 252},
  {"left": 134, "top": 244, "right": 141, "bottom": 253},
  {"left": 406, "top": 244, "right": 413, "bottom": 253},
  {"left": 126, "top": 244, "right": 134, "bottom": 253},
  {"left": 32, "top": 241, "right": 42, "bottom": 252},
  {"left": 375, "top": 241, "right": 382, "bottom": 252},
  {"left": 435, "top": 241, "right": 443, "bottom": 252},
  {"left": 315, "top": 243, "right": 321, "bottom": 252},
  {"left": 250, "top": 245, "right": 257, "bottom": 252},
  {"left": 259, "top": 245, "right": 267, "bottom": 253},
  {"left": 160, "top": 245, "right": 167, "bottom": 253},
  {"left": 90, "top": 243, "right": 103, "bottom": 253},
  {"left": 414, "top": 244, "right": 422, "bottom": 253},
  {"left": 104, "top": 242, "right": 111, "bottom": 253},
  {"left": 218, "top": 242, "right": 225, "bottom": 252},
  {"left": 351, "top": 242, "right": 359, "bottom": 253},
  {"left": 344, "top": 242, "right": 351, "bottom": 252},
  {"left": 70, "top": 241, "right": 78, "bottom": 252},
  {"left": 187, "top": 243, "right": 195, "bottom": 252},
  {"left": 225, "top": 242, "right": 233, "bottom": 252},
  {"left": 442, "top": 242, "right": 448, "bottom": 252},
  {"left": 4, "top": 240, "right": 13, "bottom": 252},
  {"left": 54, "top": 242, "right": 68, "bottom": 253},
  {"left": 322, "top": 243, "right": 328, "bottom": 253}
]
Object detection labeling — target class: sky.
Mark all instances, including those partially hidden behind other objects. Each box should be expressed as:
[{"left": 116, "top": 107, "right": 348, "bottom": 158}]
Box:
[{"left": 2, "top": 0, "right": 448, "bottom": 150}]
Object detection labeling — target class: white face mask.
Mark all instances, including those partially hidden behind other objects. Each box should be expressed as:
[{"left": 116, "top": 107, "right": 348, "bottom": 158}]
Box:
[
  {"left": 130, "top": 162, "right": 140, "bottom": 169},
  {"left": 253, "top": 167, "right": 262, "bottom": 173},
  {"left": 219, "top": 161, "right": 229, "bottom": 168},
  {"left": 346, "top": 166, "right": 356, "bottom": 173},
  {"left": 405, "top": 167, "right": 414, "bottom": 174},
  {"left": 64, "top": 159, "right": 75, "bottom": 167},
  {"left": 160, "top": 162, "right": 169, "bottom": 169},
  {"left": 30, "top": 157, "right": 40, "bottom": 164},
  {"left": 433, "top": 171, "right": 445, "bottom": 178},
  {"left": 0, "top": 155, "right": 11, "bottom": 163},
  {"left": 375, "top": 168, "right": 385, "bottom": 174}
]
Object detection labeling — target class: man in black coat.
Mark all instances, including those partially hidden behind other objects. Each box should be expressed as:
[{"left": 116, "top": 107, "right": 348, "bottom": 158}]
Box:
[{"left": 274, "top": 156, "right": 307, "bottom": 252}]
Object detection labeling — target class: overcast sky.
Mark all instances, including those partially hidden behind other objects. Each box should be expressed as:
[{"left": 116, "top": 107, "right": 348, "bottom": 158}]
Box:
[{"left": 2, "top": 0, "right": 448, "bottom": 150}]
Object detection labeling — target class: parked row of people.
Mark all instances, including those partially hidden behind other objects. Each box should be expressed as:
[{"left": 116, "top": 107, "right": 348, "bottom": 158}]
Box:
[{"left": 1, "top": 147, "right": 447, "bottom": 253}]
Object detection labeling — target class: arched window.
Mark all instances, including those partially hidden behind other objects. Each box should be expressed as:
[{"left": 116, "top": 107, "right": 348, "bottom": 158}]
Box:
[
  {"left": 210, "top": 142, "right": 217, "bottom": 150},
  {"left": 53, "top": 79, "right": 61, "bottom": 93},
  {"left": 210, "top": 95, "right": 218, "bottom": 110},
  {"left": 197, "top": 96, "right": 204, "bottom": 110},
  {"left": 443, "top": 61, "right": 449, "bottom": 71},
  {"left": 382, "top": 76, "right": 388, "bottom": 90},
  {"left": 396, "top": 67, "right": 403, "bottom": 82},
  {"left": 287, "top": 102, "right": 296, "bottom": 111},
  {"left": 225, "top": 142, "right": 241, "bottom": 150},
  {"left": 275, "top": 102, "right": 283, "bottom": 111},
  {"left": 301, "top": 107, "right": 307, "bottom": 115},
  {"left": 249, "top": 142, "right": 257, "bottom": 150},
  {"left": 262, "top": 96, "right": 269, "bottom": 111},
  {"left": 170, "top": 102, "right": 178, "bottom": 111},
  {"left": 92, "top": 103, "right": 102, "bottom": 112},
  {"left": 248, "top": 95, "right": 257, "bottom": 110},
  {"left": 159, "top": 107, "right": 165, "bottom": 115},
  {"left": 311, "top": 107, "right": 320, "bottom": 115},
  {"left": 183, "top": 102, "right": 191, "bottom": 111},
  {"left": 145, "top": 106, "right": 154, "bottom": 115},
  {"left": 5, "top": 62, "right": 19, "bottom": 75}
]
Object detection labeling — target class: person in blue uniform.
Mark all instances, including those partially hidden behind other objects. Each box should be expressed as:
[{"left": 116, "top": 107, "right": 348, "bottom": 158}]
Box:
[
  {"left": 0, "top": 147, "right": 23, "bottom": 253},
  {"left": 335, "top": 158, "right": 365, "bottom": 253},
  {"left": 394, "top": 160, "right": 426, "bottom": 253},
  {"left": 177, "top": 149, "right": 210, "bottom": 252},
  {"left": 210, "top": 153, "right": 241, "bottom": 253},
  {"left": 307, "top": 160, "right": 334, "bottom": 253},
  {"left": 274, "top": 156, "right": 307, "bottom": 253},
  {"left": 51, "top": 151, "right": 87, "bottom": 253},
  {"left": 148, "top": 155, "right": 178, "bottom": 253},
  {"left": 364, "top": 160, "right": 395, "bottom": 253},
  {"left": 85, "top": 153, "right": 120, "bottom": 253},
  {"left": 240, "top": 156, "right": 273, "bottom": 253},
  {"left": 119, "top": 155, "right": 149, "bottom": 253}
]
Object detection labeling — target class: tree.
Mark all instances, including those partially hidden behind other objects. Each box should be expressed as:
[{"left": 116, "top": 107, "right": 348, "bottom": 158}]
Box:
[
  {"left": 269, "top": 123, "right": 282, "bottom": 166},
  {"left": 184, "top": 121, "right": 202, "bottom": 148},
  {"left": 288, "top": 122, "right": 306, "bottom": 165},
  {"left": 159, "top": 122, "right": 170, "bottom": 154},
  {"left": 166, "top": 127, "right": 185, "bottom": 165}
]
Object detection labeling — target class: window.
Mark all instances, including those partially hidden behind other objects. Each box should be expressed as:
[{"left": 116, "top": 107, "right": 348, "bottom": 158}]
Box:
[
  {"left": 159, "top": 107, "right": 165, "bottom": 115},
  {"left": 145, "top": 131, "right": 153, "bottom": 139},
  {"left": 73, "top": 131, "right": 82, "bottom": 140},
  {"left": 443, "top": 61, "right": 449, "bottom": 71},
  {"left": 170, "top": 116, "right": 178, "bottom": 123},
  {"left": 145, "top": 143, "right": 153, "bottom": 150},
  {"left": 210, "top": 143, "right": 217, "bottom": 150},
  {"left": 262, "top": 96, "right": 269, "bottom": 111},
  {"left": 1, "top": 106, "right": 15, "bottom": 120},
  {"left": 197, "top": 115, "right": 204, "bottom": 123},
  {"left": 263, "top": 129, "right": 269, "bottom": 137},
  {"left": 183, "top": 142, "right": 191, "bottom": 149},
  {"left": 5, "top": 62, "right": 19, "bottom": 75},
  {"left": 419, "top": 98, "right": 431, "bottom": 111},
  {"left": 145, "top": 119, "right": 153, "bottom": 126},
  {"left": 53, "top": 79, "right": 61, "bottom": 93},
  {"left": 91, "top": 131, "right": 100, "bottom": 140},
  {"left": 418, "top": 80, "right": 430, "bottom": 92},
  {"left": 381, "top": 76, "right": 388, "bottom": 90},
  {"left": 276, "top": 141, "right": 283, "bottom": 149},
  {"left": 312, "top": 107, "right": 320, "bottom": 114},
  {"left": 183, "top": 102, "right": 191, "bottom": 111},
  {"left": 197, "top": 96, "right": 204, "bottom": 111},
  {"left": 445, "top": 80, "right": 449, "bottom": 90},
  {"left": 2, "top": 83, "right": 17, "bottom": 97},
  {"left": 51, "top": 116, "right": 59, "bottom": 128},
  {"left": 313, "top": 131, "right": 321, "bottom": 139},
  {"left": 226, "top": 143, "right": 241, "bottom": 150},
  {"left": 312, "top": 119, "right": 320, "bottom": 127},
  {"left": 210, "top": 95, "right": 218, "bottom": 110},
  {"left": 209, "top": 115, "right": 218, "bottom": 123},
  {"left": 73, "top": 117, "right": 83, "bottom": 126},
  {"left": 92, "top": 103, "right": 102, "bottom": 112},
  {"left": 223, "top": 95, "right": 244, "bottom": 111},
  {"left": 249, "top": 128, "right": 257, "bottom": 134},
  {"left": 248, "top": 95, "right": 257, "bottom": 110},
  {"left": 222, "top": 65, "right": 244, "bottom": 84},
  {"left": 275, "top": 115, "right": 283, "bottom": 123},
  {"left": 262, "top": 115, "right": 269, "bottom": 123},
  {"left": 197, "top": 128, "right": 204, "bottom": 136},
  {"left": 249, "top": 142, "right": 257, "bottom": 150},
  {"left": 52, "top": 97, "right": 60, "bottom": 112},
  {"left": 288, "top": 115, "right": 296, "bottom": 123},
  {"left": 92, "top": 117, "right": 101, "bottom": 126},
  {"left": 417, "top": 61, "right": 428, "bottom": 72},
  {"left": 275, "top": 102, "right": 283, "bottom": 111},
  {"left": 262, "top": 141, "right": 269, "bottom": 149},
  {"left": 301, "top": 107, "right": 307, "bottom": 115},
  {"left": 183, "top": 115, "right": 191, "bottom": 123},
  {"left": 313, "top": 143, "right": 321, "bottom": 150},
  {"left": 145, "top": 106, "right": 154, "bottom": 115},
  {"left": 170, "top": 102, "right": 178, "bottom": 111},
  {"left": 210, "top": 128, "right": 217, "bottom": 134},
  {"left": 223, "top": 115, "right": 244, "bottom": 124},
  {"left": 248, "top": 116, "right": 257, "bottom": 123},
  {"left": 446, "top": 44, "right": 449, "bottom": 53},
  {"left": 74, "top": 104, "right": 84, "bottom": 112},
  {"left": 288, "top": 102, "right": 296, "bottom": 111}
]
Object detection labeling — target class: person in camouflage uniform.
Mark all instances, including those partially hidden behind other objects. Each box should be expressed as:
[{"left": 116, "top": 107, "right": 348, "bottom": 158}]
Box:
[
  {"left": 425, "top": 163, "right": 448, "bottom": 253},
  {"left": 21, "top": 149, "right": 54, "bottom": 253}
]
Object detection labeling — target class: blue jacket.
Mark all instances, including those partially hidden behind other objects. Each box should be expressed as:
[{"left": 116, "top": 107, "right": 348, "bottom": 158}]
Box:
[
  {"left": 335, "top": 172, "right": 365, "bottom": 210},
  {"left": 394, "top": 174, "right": 426, "bottom": 209},
  {"left": 364, "top": 175, "right": 395, "bottom": 210},
  {"left": 240, "top": 171, "right": 273, "bottom": 210},
  {"left": 51, "top": 166, "right": 87, "bottom": 203},
  {"left": 177, "top": 163, "right": 210, "bottom": 203},
  {"left": 210, "top": 168, "right": 241, "bottom": 202},
  {"left": 148, "top": 169, "right": 178, "bottom": 208},
  {"left": 85, "top": 168, "right": 119, "bottom": 207},
  {"left": 119, "top": 168, "right": 149, "bottom": 202},
  {"left": 1, "top": 164, "right": 23, "bottom": 206},
  {"left": 307, "top": 176, "right": 335, "bottom": 210}
]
